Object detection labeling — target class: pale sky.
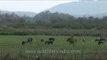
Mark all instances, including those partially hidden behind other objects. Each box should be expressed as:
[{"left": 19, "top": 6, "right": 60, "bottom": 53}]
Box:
[{"left": 0, "top": 0, "right": 79, "bottom": 13}]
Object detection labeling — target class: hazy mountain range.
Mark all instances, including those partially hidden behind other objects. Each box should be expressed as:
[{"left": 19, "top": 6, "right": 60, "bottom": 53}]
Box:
[
  {"left": 0, "top": 10, "right": 36, "bottom": 17},
  {"left": 1, "top": 1, "right": 107, "bottom": 17},
  {"left": 13, "top": 11, "right": 36, "bottom": 17},
  {"left": 48, "top": 1, "right": 107, "bottom": 17}
]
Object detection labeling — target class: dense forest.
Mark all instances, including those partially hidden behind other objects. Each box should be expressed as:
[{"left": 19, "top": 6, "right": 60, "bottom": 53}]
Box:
[{"left": 0, "top": 11, "right": 107, "bottom": 35}]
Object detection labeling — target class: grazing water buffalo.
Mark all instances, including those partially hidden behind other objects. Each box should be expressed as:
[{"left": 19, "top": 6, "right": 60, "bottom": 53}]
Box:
[
  {"left": 21, "top": 41, "right": 26, "bottom": 45},
  {"left": 82, "top": 39, "right": 85, "bottom": 43},
  {"left": 45, "top": 40, "right": 54, "bottom": 45},
  {"left": 27, "top": 37, "right": 33, "bottom": 42},
  {"left": 67, "top": 36, "right": 76, "bottom": 45},
  {"left": 44, "top": 37, "right": 55, "bottom": 45},
  {"left": 49, "top": 37, "right": 55, "bottom": 41},
  {"left": 41, "top": 39, "right": 44, "bottom": 42},
  {"left": 95, "top": 39, "right": 99, "bottom": 42},
  {"left": 67, "top": 38, "right": 75, "bottom": 44},
  {"left": 95, "top": 37, "right": 106, "bottom": 45},
  {"left": 21, "top": 37, "right": 33, "bottom": 45},
  {"left": 98, "top": 40, "right": 104, "bottom": 45}
]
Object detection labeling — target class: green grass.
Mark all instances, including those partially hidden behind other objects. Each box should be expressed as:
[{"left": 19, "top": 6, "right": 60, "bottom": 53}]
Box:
[
  {"left": 0, "top": 35, "right": 105, "bottom": 52},
  {"left": 0, "top": 35, "right": 107, "bottom": 60}
]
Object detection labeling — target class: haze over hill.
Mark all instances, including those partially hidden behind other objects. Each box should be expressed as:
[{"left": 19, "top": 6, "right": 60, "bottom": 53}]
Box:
[
  {"left": 48, "top": 1, "right": 107, "bottom": 17},
  {"left": 0, "top": 10, "right": 36, "bottom": 17},
  {"left": 1, "top": 1, "right": 107, "bottom": 17},
  {"left": 13, "top": 11, "right": 36, "bottom": 17}
]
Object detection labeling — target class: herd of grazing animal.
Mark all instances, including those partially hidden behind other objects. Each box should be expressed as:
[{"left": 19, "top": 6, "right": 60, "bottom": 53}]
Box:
[{"left": 21, "top": 35, "right": 106, "bottom": 46}]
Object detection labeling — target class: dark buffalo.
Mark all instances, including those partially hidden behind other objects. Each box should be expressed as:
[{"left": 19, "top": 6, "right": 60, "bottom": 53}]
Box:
[
  {"left": 41, "top": 39, "right": 44, "bottom": 42},
  {"left": 49, "top": 37, "right": 55, "bottom": 41},
  {"left": 27, "top": 37, "right": 33, "bottom": 42},
  {"left": 21, "top": 37, "right": 33, "bottom": 45},
  {"left": 67, "top": 38, "right": 71, "bottom": 42},
  {"left": 45, "top": 40, "right": 54, "bottom": 45},
  {"left": 98, "top": 40, "right": 104, "bottom": 45},
  {"left": 44, "top": 37, "right": 55, "bottom": 45},
  {"left": 67, "top": 37, "right": 75, "bottom": 45},
  {"left": 21, "top": 41, "right": 26, "bottom": 45},
  {"left": 95, "top": 37, "right": 106, "bottom": 45},
  {"left": 95, "top": 39, "right": 99, "bottom": 42},
  {"left": 82, "top": 39, "right": 85, "bottom": 43}
]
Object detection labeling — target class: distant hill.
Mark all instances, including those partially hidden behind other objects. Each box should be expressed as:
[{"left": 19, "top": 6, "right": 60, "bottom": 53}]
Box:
[
  {"left": 48, "top": 1, "right": 107, "bottom": 17},
  {"left": 13, "top": 11, "right": 36, "bottom": 17},
  {"left": 0, "top": 10, "right": 36, "bottom": 17}
]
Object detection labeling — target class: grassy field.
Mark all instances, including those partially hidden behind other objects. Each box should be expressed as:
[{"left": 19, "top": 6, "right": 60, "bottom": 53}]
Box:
[{"left": 0, "top": 35, "right": 107, "bottom": 60}]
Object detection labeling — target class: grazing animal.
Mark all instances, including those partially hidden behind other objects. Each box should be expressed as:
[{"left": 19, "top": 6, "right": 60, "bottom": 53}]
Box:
[
  {"left": 98, "top": 40, "right": 104, "bottom": 45},
  {"left": 27, "top": 37, "right": 33, "bottom": 42},
  {"left": 44, "top": 37, "right": 55, "bottom": 45},
  {"left": 67, "top": 38, "right": 74, "bottom": 44},
  {"left": 21, "top": 37, "right": 33, "bottom": 45},
  {"left": 95, "top": 39, "right": 99, "bottom": 42},
  {"left": 67, "top": 36, "right": 76, "bottom": 45},
  {"left": 82, "top": 39, "right": 85, "bottom": 42},
  {"left": 49, "top": 37, "right": 55, "bottom": 41},
  {"left": 95, "top": 37, "right": 106, "bottom": 45},
  {"left": 41, "top": 39, "right": 44, "bottom": 42},
  {"left": 67, "top": 38, "right": 70, "bottom": 42},
  {"left": 21, "top": 41, "right": 26, "bottom": 45},
  {"left": 45, "top": 40, "right": 53, "bottom": 45}
]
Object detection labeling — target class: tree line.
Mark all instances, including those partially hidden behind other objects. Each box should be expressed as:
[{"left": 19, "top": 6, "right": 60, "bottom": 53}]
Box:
[{"left": 0, "top": 11, "right": 107, "bottom": 35}]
